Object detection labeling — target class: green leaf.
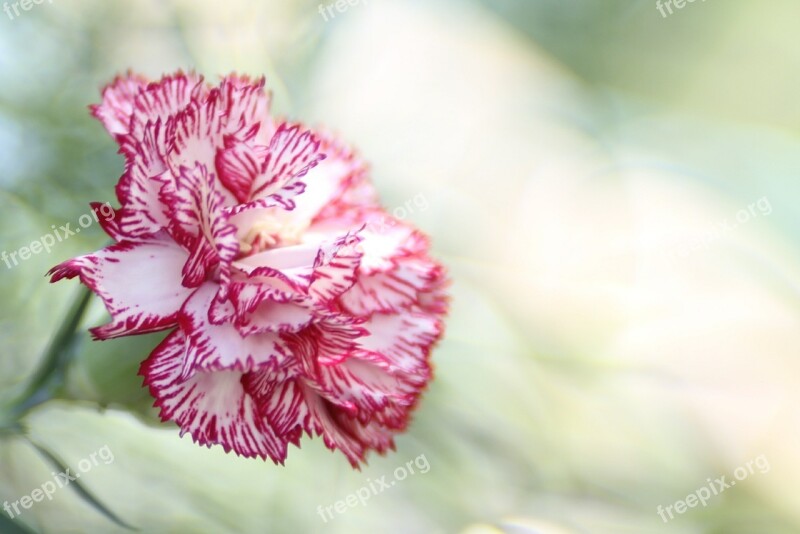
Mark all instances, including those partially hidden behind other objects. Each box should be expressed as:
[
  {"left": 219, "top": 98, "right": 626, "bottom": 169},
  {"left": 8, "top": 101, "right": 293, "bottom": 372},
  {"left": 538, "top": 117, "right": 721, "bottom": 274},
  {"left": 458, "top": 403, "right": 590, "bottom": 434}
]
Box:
[
  {"left": 0, "top": 513, "right": 36, "bottom": 534},
  {"left": 24, "top": 437, "right": 136, "bottom": 531},
  {"left": 63, "top": 331, "right": 168, "bottom": 414},
  {"left": 3, "top": 287, "right": 92, "bottom": 417},
  {"left": 0, "top": 191, "right": 99, "bottom": 405}
]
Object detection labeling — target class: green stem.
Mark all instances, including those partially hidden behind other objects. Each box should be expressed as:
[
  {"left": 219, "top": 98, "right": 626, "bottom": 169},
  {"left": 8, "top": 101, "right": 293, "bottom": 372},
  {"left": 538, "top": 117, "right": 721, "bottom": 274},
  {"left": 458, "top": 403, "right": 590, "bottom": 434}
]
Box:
[{"left": 1, "top": 285, "right": 92, "bottom": 424}]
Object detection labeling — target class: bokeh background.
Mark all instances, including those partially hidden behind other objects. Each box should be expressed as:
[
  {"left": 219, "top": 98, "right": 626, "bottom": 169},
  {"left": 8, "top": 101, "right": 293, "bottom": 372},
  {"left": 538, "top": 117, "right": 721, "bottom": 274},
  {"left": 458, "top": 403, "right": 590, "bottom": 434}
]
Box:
[{"left": 1, "top": 0, "right": 799, "bottom": 532}]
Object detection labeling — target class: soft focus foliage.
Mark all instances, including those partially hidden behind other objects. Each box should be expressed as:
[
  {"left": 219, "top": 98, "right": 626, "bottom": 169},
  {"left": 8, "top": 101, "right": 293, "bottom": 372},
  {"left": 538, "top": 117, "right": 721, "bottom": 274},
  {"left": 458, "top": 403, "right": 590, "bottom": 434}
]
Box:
[{"left": 1, "top": 0, "right": 799, "bottom": 533}]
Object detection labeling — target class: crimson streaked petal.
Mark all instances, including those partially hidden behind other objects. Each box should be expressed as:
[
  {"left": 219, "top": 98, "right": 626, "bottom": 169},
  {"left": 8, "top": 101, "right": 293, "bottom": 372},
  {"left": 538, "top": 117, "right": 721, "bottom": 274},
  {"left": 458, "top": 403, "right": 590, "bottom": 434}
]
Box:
[
  {"left": 179, "top": 283, "right": 293, "bottom": 377},
  {"left": 217, "top": 75, "right": 271, "bottom": 139},
  {"left": 89, "top": 71, "right": 147, "bottom": 137},
  {"left": 89, "top": 202, "right": 125, "bottom": 242},
  {"left": 304, "top": 391, "right": 395, "bottom": 468},
  {"left": 166, "top": 163, "right": 239, "bottom": 289},
  {"left": 216, "top": 270, "right": 303, "bottom": 323},
  {"left": 129, "top": 71, "right": 207, "bottom": 141},
  {"left": 140, "top": 330, "right": 288, "bottom": 462},
  {"left": 234, "top": 299, "right": 314, "bottom": 337},
  {"left": 358, "top": 216, "right": 427, "bottom": 274},
  {"left": 242, "top": 374, "right": 310, "bottom": 438},
  {"left": 289, "top": 319, "right": 367, "bottom": 367},
  {"left": 216, "top": 136, "right": 269, "bottom": 203},
  {"left": 234, "top": 243, "right": 318, "bottom": 290},
  {"left": 306, "top": 354, "right": 423, "bottom": 420},
  {"left": 115, "top": 120, "right": 172, "bottom": 237},
  {"left": 341, "top": 257, "right": 445, "bottom": 316},
  {"left": 48, "top": 238, "right": 192, "bottom": 339},
  {"left": 309, "top": 231, "right": 364, "bottom": 305},
  {"left": 166, "top": 97, "right": 226, "bottom": 182},
  {"left": 350, "top": 312, "right": 442, "bottom": 375},
  {"left": 264, "top": 130, "right": 377, "bottom": 230},
  {"left": 226, "top": 122, "right": 325, "bottom": 215}
]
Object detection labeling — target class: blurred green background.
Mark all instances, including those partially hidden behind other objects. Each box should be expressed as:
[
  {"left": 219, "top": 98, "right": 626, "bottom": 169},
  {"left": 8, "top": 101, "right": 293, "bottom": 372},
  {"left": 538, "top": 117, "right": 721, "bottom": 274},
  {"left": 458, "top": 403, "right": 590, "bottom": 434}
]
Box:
[{"left": 1, "top": 0, "right": 799, "bottom": 532}]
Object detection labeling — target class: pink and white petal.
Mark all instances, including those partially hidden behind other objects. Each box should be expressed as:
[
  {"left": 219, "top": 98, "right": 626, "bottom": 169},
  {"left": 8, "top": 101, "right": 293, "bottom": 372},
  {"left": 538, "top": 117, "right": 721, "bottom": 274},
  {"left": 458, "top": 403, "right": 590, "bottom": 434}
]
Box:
[
  {"left": 288, "top": 319, "right": 368, "bottom": 367},
  {"left": 179, "top": 283, "right": 293, "bottom": 378},
  {"left": 242, "top": 374, "right": 310, "bottom": 438},
  {"left": 216, "top": 76, "right": 272, "bottom": 139},
  {"left": 275, "top": 134, "right": 371, "bottom": 230},
  {"left": 165, "top": 98, "right": 227, "bottom": 186},
  {"left": 234, "top": 299, "right": 313, "bottom": 337},
  {"left": 222, "top": 271, "right": 304, "bottom": 318},
  {"left": 304, "top": 353, "right": 422, "bottom": 421},
  {"left": 369, "top": 397, "right": 419, "bottom": 430},
  {"left": 89, "top": 72, "right": 147, "bottom": 137},
  {"left": 349, "top": 312, "right": 442, "bottom": 375},
  {"left": 216, "top": 136, "right": 269, "bottom": 203},
  {"left": 313, "top": 181, "right": 381, "bottom": 226},
  {"left": 284, "top": 166, "right": 341, "bottom": 228},
  {"left": 140, "top": 331, "right": 288, "bottom": 463},
  {"left": 231, "top": 122, "right": 325, "bottom": 213},
  {"left": 308, "top": 231, "right": 364, "bottom": 305},
  {"left": 89, "top": 202, "right": 125, "bottom": 242},
  {"left": 208, "top": 263, "right": 310, "bottom": 327},
  {"left": 216, "top": 73, "right": 264, "bottom": 89},
  {"left": 417, "top": 274, "right": 451, "bottom": 315},
  {"left": 304, "top": 391, "right": 395, "bottom": 468},
  {"left": 181, "top": 238, "right": 220, "bottom": 288},
  {"left": 295, "top": 319, "right": 430, "bottom": 425},
  {"left": 298, "top": 131, "right": 379, "bottom": 226},
  {"left": 314, "top": 174, "right": 381, "bottom": 223},
  {"left": 48, "top": 239, "right": 192, "bottom": 340},
  {"left": 166, "top": 164, "right": 239, "bottom": 289},
  {"left": 309, "top": 209, "right": 426, "bottom": 275},
  {"left": 256, "top": 123, "right": 324, "bottom": 195},
  {"left": 303, "top": 391, "right": 365, "bottom": 466},
  {"left": 234, "top": 243, "right": 319, "bottom": 290},
  {"left": 334, "top": 413, "right": 397, "bottom": 458},
  {"left": 115, "top": 121, "right": 173, "bottom": 237},
  {"left": 340, "top": 257, "right": 445, "bottom": 316},
  {"left": 128, "top": 71, "right": 207, "bottom": 141},
  {"left": 358, "top": 218, "right": 426, "bottom": 274}
]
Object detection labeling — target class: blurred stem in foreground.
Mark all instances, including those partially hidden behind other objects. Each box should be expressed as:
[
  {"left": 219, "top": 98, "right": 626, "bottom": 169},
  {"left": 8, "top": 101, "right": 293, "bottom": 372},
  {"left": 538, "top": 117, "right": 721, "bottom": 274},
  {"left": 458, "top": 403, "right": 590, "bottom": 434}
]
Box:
[
  {"left": 0, "top": 285, "right": 92, "bottom": 427},
  {"left": 0, "top": 286, "right": 136, "bottom": 530}
]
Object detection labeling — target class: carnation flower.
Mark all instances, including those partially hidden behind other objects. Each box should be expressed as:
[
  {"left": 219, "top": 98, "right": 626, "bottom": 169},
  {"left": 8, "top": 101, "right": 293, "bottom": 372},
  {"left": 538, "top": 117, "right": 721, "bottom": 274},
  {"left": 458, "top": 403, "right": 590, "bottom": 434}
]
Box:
[{"left": 49, "top": 71, "right": 448, "bottom": 467}]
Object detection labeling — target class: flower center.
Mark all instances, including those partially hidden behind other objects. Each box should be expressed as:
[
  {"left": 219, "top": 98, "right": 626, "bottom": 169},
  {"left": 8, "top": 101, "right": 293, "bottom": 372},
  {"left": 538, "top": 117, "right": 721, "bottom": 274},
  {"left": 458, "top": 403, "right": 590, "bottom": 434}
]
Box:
[{"left": 239, "top": 219, "right": 305, "bottom": 256}]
